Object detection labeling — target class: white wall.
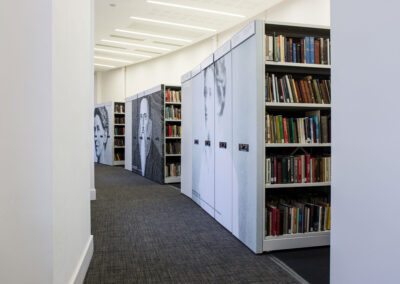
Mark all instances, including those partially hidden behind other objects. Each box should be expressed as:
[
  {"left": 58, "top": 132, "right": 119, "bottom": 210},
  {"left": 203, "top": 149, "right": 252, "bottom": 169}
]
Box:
[
  {"left": 266, "top": 0, "right": 330, "bottom": 26},
  {"left": 331, "top": 1, "right": 400, "bottom": 283},
  {"left": 125, "top": 37, "right": 217, "bottom": 96},
  {"left": 0, "top": 0, "right": 93, "bottom": 283},
  {"left": 52, "top": 0, "right": 93, "bottom": 283},
  {"left": 95, "top": 67, "right": 125, "bottom": 103},
  {"left": 0, "top": 1, "right": 53, "bottom": 283}
]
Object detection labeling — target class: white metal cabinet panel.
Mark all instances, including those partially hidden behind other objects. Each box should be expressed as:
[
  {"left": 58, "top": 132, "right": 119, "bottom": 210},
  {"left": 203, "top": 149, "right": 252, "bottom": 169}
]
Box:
[
  {"left": 198, "top": 64, "right": 215, "bottom": 217},
  {"left": 214, "top": 51, "right": 233, "bottom": 231},
  {"left": 124, "top": 99, "right": 132, "bottom": 171},
  {"left": 181, "top": 79, "right": 192, "bottom": 198},
  {"left": 231, "top": 21, "right": 264, "bottom": 253},
  {"left": 191, "top": 71, "right": 203, "bottom": 206}
]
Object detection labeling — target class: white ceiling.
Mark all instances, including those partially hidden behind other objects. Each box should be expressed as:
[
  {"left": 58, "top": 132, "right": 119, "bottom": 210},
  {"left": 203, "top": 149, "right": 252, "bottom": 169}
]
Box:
[{"left": 94, "top": 0, "right": 277, "bottom": 71}]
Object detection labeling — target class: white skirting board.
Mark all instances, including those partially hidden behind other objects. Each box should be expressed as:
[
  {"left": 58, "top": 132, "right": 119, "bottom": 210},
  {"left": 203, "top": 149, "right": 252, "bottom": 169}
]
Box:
[
  {"left": 70, "top": 235, "right": 93, "bottom": 284},
  {"left": 90, "top": 188, "right": 96, "bottom": 201}
]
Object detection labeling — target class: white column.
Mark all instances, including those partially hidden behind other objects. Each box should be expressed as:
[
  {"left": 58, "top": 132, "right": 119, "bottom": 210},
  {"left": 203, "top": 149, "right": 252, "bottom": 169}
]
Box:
[
  {"left": 0, "top": 0, "right": 93, "bottom": 283},
  {"left": 331, "top": 0, "right": 400, "bottom": 283}
]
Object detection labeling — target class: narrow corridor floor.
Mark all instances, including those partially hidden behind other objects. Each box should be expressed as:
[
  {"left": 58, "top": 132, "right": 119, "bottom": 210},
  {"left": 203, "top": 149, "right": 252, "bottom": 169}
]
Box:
[{"left": 84, "top": 164, "right": 302, "bottom": 283}]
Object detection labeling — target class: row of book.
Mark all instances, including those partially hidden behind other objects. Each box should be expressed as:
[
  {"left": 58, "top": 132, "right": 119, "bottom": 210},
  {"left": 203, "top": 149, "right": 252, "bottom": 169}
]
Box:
[
  {"left": 166, "top": 162, "right": 181, "bottom": 177},
  {"left": 114, "top": 103, "right": 125, "bottom": 114},
  {"left": 114, "top": 127, "right": 125, "bottom": 136},
  {"left": 265, "top": 114, "right": 330, "bottom": 144},
  {"left": 266, "top": 74, "right": 331, "bottom": 104},
  {"left": 266, "top": 200, "right": 331, "bottom": 236},
  {"left": 265, "top": 155, "right": 331, "bottom": 184},
  {"left": 166, "top": 125, "right": 181, "bottom": 137},
  {"left": 165, "top": 106, "right": 181, "bottom": 120},
  {"left": 166, "top": 89, "right": 181, "bottom": 103},
  {"left": 114, "top": 138, "right": 124, "bottom": 147},
  {"left": 166, "top": 141, "right": 181, "bottom": 155},
  {"left": 114, "top": 117, "right": 125, "bottom": 124},
  {"left": 265, "top": 35, "right": 331, "bottom": 65},
  {"left": 114, "top": 152, "right": 124, "bottom": 161}
]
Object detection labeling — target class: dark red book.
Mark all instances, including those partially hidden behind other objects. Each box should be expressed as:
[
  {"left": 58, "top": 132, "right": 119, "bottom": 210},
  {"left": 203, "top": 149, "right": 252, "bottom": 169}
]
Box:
[
  {"left": 300, "top": 81, "right": 309, "bottom": 103},
  {"left": 277, "top": 160, "right": 282, "bottom": 184},
  {"left": 315, "top": 40, "right": 320, "bottom": 64},
  {"left": 306, "top": 155, "right": 310, "bottom": 183},
  {"left": 275, "top": 208, "right": 280, "bottom": 235}
]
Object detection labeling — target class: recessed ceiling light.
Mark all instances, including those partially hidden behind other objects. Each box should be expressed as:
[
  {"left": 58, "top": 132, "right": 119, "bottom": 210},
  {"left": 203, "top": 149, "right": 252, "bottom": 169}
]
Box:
[
  {"left": 130, "top": 16, "right": 216, "bottom": 32},
  {"left": 94, "top": 48, "right": 152, "bottom": 58},
  {"left": 101, "top": 39, "right": 171, "bottom": 51},
  {"left": 94, "top": 56, "right": 133, "bottom": 64},
  {"left": 147, "top": 0, "right": 245, "bottom": 18},
  {"left": 115, "top": 29, "right": 192, "bottom": 43},
  {"left": 94, "top": 63, "right": 116, "bottom": 68}
]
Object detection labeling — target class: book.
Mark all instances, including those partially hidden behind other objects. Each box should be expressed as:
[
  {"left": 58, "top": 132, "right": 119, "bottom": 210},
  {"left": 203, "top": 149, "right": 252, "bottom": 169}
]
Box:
[
  {"left": 265, "top": 74, "right": 331, "bottom": 104},
  {"left": 266, "top": 34, "right": 330, "bottom": 65},
  {"left": 266, "top": 198, "right": 331, "bottom": 236},
  {"left": 265, "top": 113, "right": 329, "bottom": 144},
  {"left": 266, "top": 154, "right": 331, "bottom": 184}
]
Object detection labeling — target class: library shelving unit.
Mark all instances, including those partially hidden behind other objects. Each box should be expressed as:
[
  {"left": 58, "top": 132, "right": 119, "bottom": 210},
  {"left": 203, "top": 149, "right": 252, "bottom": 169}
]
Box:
[
  {"left": 113, "top": 102, "right": 125, "bottom": 166},
  {"left": 125, "top": 84, "right": 182, "bottom": 184},
  {"left": 94, "top": 101, "right": 125, "bottom": 166},
  {"left": 180, "top": 20, "right": 331, "bottom": 254},
  {"left": 164, "top": 85, "right": 182, "bottom": 184},
  {"left": 263, "top": 21, "right": 331, "bottom": 252}
]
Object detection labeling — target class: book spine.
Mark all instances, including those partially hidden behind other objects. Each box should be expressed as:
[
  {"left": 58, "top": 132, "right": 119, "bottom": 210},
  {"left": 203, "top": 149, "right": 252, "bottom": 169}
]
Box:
[
  {"left": 310, "top": 36, "right": 315, "bottom": 64},
  {"left": 283, "top": 117, "right": 289, "bottom": 143}
]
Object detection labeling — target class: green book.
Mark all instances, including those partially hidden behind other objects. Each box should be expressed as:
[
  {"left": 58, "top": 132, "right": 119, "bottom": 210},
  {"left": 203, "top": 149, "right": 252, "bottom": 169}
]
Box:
[
  {"left": 290, "top": 118, "right": 295, "bottom": 143},
  {"left": 278, "top": 115, "right": 284, "bottom": 143}
]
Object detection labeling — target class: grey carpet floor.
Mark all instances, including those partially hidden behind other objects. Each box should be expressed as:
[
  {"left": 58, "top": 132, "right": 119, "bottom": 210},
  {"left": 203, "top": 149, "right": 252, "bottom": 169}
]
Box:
[{"left": 84, "top": 164, "right": 301, "bottom": 283}]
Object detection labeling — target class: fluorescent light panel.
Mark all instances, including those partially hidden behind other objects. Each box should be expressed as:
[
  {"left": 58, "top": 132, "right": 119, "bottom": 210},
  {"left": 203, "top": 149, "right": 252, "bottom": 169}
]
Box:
[
  {"left": 94, "top": 63, "right": 116, "bottom": 68},
  {"left": 94, "top": 48, "right": 152, "bottom": 58},
  {"left": 94, "top": 56, "right": 132, "bottom": 64},
  {"left": 130, "top": 16, "right": 216, "bottom": 32},
  {"left": 147, "top": 0, "right": 245, "bottom": 18},
  {"left": 115, "top": 29, "right": 192, "bottom": 43},
  {"left": 101, "top": 39, "right": 171, "bottom": 51}
]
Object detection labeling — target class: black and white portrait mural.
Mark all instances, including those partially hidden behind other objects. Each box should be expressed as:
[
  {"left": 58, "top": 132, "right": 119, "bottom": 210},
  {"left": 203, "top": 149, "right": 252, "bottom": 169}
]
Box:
[
  {"left": 94, "top": 104, "right": 113, "bottom": 165},
  {"left": 132, "top": 91, "right": 164, "bottom": 183},
  {"left": 198, "top": 64, "right": 216, "bottom": 216},
  {"left": 214, "top": 52, "right": 233, "bottom": 231}
]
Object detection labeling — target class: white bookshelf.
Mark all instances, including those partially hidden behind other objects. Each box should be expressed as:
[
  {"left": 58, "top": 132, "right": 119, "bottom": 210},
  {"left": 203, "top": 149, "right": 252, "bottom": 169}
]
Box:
[
  {"left": 263, "top": 22, "right": 331, "bottom": 252},
  {"left": 265, "top": 61, "right": 331, "bottom": 69},
  {"left": 263, "top": 231, "right": 330, "bottom": 251},
  {"left": 165, "top": 119, "right": 181, "bottom": 122},
  {"left": 165, "top": 176, "right": 181, "bottom": 183},
  {"left": 164, "top": 85, "right": 182, "bottom": 184},
  {"left": 265, "top": 102, "right": 331, "bottom": 110},
  {"left": 265, "top": 143, "right": 331, "bottom": 148},
  {"left": 265, "top": 182, "right": 331, "bottom": 189}
]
